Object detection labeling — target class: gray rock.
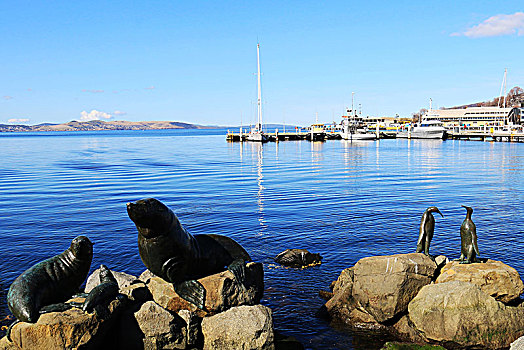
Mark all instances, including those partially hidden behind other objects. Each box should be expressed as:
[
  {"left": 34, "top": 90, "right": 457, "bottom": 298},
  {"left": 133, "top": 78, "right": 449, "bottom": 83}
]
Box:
[
  {"left": 178, "top": 310, "right": 201, "bottom": 347},
  {"left": 408, "top": 281, "right": 524, "bottom": 349},
  {"left": 120, "top": 281, "right": 152, "bottom": 303},
  {"left": 201, "top": 305, "right": 274, "bottom": 350},
  {"left": 134, "top": 301, "right": 187, "bottom": 350},
  {"left": 138, "top": 269, "right": 157, "bottom": 284},
  {"left": 85, "top": 267, "right": 138, "bottom": 293}
]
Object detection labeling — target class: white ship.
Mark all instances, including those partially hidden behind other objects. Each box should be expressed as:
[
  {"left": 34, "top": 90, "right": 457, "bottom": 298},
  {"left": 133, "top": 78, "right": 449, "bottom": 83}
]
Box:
[{"left": 397, "top": 119, "right": 447, "bottom": 139}]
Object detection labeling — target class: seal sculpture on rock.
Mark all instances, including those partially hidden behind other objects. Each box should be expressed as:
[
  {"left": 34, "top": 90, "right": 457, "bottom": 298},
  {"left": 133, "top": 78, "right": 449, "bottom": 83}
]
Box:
[
  {"left": 82, "top": 264, "right": 119, "bottom": 314},
  {"left": 456, "top": 205, "right": 479, "bottom": 264},
  {"left": 274, "top": 249, "right": 322, "bottom": 268},
  {"left": 6, "top": 236, "right": 93, "bottom": 340},
  {"left": 7, "top": 236, "right": 93, "bottom": 323},
  {"left": 415, "top": 206, "right": 443, "bottom": 256},
  {"left": 126, "top": 198, "right": 251, "bottom": 309}
]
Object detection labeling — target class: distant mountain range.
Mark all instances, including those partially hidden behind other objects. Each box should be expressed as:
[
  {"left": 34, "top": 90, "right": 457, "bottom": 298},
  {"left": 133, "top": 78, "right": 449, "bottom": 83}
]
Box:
[{"left": 0, "top": 120, "right": 217, "bottom": 132}]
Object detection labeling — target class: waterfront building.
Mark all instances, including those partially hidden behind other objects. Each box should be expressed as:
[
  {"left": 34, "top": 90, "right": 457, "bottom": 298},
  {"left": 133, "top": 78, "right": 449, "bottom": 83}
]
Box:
[{"left": 424, "top": 106, "right": 523, "bottom": 129}]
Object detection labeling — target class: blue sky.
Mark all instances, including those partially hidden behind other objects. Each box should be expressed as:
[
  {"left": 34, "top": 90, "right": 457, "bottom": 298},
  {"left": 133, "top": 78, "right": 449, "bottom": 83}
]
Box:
[{"left": 1, "top": 1, "right": 523, "bottom": 126}]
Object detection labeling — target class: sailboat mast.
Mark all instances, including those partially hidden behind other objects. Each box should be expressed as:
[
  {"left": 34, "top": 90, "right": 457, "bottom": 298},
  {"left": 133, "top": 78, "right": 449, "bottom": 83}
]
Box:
[{"left": 257, "top": 43, "right": 262, "bottom": 131}]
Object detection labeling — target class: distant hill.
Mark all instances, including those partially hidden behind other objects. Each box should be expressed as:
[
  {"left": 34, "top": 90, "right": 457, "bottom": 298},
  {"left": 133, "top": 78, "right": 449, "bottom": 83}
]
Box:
[{"left": 0, "top": 120, "right": 217, "bottom": 132}]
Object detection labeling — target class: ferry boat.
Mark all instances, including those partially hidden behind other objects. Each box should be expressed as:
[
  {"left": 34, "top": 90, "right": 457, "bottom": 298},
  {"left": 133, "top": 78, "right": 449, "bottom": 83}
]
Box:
[
  {"left": 246, "top": 43, "right": 268, "bottom": 142},
  {"left": 340, "top": 115, "right": 376, "bottom": 141},
  {"left": 308, "top": 123, "right": 326, "bottom": 141},
  {"left": 397, "top": 119, "right": 447, "bottom": 139}
]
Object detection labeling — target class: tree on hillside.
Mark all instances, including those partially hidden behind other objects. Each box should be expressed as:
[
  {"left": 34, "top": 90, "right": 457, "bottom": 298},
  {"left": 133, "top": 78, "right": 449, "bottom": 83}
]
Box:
[
  {"left": 507, "top": 86, "right": 524, "bottom": 106},
  {"left": 412, "top": 108, "right": 427, "bottom": 122}
]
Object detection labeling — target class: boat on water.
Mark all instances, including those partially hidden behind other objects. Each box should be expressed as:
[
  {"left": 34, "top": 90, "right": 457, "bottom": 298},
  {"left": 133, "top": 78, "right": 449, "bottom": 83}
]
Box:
[
  {"left": 340, "top": 117, "right": 376, "bottom": 141},
  {"left": 308, "top": 123, "right": 326, "bottom": 141},
  {"left": 246, "top": 43, "right": 268, "bottom": 142},
  {"left": 396, "top": 119, "right": 447, "bottom": 139}
]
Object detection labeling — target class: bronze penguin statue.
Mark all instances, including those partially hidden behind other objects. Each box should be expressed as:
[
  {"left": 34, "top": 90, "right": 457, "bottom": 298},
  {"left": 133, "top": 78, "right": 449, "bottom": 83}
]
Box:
[
  {"left": 126, "top": 198, "right": 251, "bottom": 309},
  {"left": 415, "top": 206, "right": 443, "bottom": 256},
  {"left": 457, "top": 205, "right": 479, "bottom": 264}
]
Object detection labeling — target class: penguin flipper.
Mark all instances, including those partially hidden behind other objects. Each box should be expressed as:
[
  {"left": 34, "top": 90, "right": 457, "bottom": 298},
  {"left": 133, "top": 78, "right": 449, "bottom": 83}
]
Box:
[
  {"left": 472, "top": 232, "right": 480, "bottom": 256},
  {"left": 174, "top": 280, "right": 206, "bottom": 310},
  {"left": 228, "top": 259, "right": 247, "bottom": 290}
]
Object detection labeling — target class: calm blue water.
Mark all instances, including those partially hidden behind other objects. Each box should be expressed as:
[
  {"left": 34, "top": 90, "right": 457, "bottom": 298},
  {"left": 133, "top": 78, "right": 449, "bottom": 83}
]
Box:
[{"left": 1, "top": 129, "right": 523, "bottom": 349}]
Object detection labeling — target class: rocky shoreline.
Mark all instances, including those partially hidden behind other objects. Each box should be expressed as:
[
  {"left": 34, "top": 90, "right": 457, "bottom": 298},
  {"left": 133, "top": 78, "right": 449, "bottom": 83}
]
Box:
[
  {"left": 2, "top": 252, "right": 523, "bottom": 349},
  {"left": 319, "top": 253, "right": 524, "bottom": 349},
  {"left": 1, "top": 262, "right": 286, "bottom": 349}
]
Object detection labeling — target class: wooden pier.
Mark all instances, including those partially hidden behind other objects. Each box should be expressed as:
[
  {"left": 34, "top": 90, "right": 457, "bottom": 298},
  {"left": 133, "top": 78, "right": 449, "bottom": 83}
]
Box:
[
  {"left": 226, "top": 129, "right": 524, "bottom": 143},
  {"left": 226, "top": 130, "right": 343, "bottom": 142},
  {"left": 448, "top": 130, "right": 524, "bottom": 142}
]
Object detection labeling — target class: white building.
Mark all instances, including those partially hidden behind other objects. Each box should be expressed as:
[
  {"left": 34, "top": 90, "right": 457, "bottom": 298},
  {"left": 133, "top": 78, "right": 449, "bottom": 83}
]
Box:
[{"left": 424, "top": 106, "right": 523, "bottom": 129}]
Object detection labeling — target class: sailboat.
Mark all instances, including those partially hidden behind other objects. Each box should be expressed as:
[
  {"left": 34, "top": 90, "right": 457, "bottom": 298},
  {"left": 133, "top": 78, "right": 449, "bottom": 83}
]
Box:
[{"left": 246, "top": 43, "right": 269, "bottom": 142}]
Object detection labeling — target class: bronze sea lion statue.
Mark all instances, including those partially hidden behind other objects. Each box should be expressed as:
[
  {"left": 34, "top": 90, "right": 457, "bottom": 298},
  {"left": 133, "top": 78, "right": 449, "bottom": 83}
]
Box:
[
  {"left": 6, "top": 236, "right": 93, "bottom": 339},
  {"left": 126, "top": 198, "right": 251, "bottom": 309},
  {"left": 415, "top": 206, "right": 443, "bottom": 256},
  {"left": 82, "top": 264, "right": 119, "bottom": 314},
  {"left": 456, "top": 205, "right": 479, "bottom": 264}
]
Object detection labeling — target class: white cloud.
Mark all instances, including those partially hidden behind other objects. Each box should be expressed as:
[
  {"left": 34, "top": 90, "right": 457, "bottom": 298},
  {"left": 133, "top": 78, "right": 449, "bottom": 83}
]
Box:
[
  {"left": 82, "top": 89, "right": 104, "bottom": 93},
  {"left": 455, "top": 12, "right": 524, "bottom": 38},
  {"left": 113, "top": 110, "right": 127, "bottom": 116},
  {"left": 80, "top": 110, "right": 113, "bottom": 121},
  {"left": 145, "top": 86, "right": 155, "bottom": 90},
  {"left": 3, "top": 96, "right": 13, "bottom": 100},
  {"left": 8, "top": 118, "right": 30, "bottom": 123}
]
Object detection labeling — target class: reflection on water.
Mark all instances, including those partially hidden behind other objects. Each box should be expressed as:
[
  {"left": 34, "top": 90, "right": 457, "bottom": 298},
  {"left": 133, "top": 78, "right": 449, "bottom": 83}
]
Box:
[{"left": 0, "top": 130, "right": 523, "bottom": 349}]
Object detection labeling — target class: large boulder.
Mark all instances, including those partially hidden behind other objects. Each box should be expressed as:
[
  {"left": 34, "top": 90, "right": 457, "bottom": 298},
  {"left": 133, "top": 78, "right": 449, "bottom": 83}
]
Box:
[
  {"left": 134, "top": 301, "right": 187, "bottom": 350},
  {"left": 8, "top": 297, "right": 125, "bottom": 349},
  {"left": 408, "top": 281, "right": 524, "bottom": 349},
  {"left": 148, "top": 262, "right": 264, "bottom": 315},
  {"left": 435, "top": 260, "right": 524, "bottom": 304},
  {"left": 201, "top": 305, "right": 274, "bottom": 350},
  {"left": 85, "top": 267, "right": 139, "bottom": 293},
  {"left": 351, "top": 253, "right": 437, "bottom": 323}
]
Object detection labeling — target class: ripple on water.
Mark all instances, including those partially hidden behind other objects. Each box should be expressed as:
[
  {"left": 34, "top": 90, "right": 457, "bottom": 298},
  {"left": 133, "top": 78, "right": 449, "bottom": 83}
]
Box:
[{"left": 0, "top": 131, "right": 523, "bottom": 349}]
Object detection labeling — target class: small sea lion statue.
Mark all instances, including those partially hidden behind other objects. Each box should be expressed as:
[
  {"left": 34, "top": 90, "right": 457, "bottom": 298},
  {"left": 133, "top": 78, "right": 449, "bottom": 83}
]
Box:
[
  {"left": 274, "top": 249, "right": 323, "bottom": 268},
  {"left": 6, "top": 236, "right": 93, "bottom": 339},
  {"left": 415, "top": 206, "right": 443, "bottom": 256},
  {"left": 82, "top": 265, "right": 119, "bottom": 314},
  {"left": 456, "top": 205, "right": 480, "bottom": 264},
  {"left": 127, "top": 198, "right": 251, "bottom": 310}
]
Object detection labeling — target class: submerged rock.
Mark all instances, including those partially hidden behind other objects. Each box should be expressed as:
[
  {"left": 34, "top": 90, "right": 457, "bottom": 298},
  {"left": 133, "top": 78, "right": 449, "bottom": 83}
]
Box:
[
  {"left": 435, "top": 259, "right": 524, "bottom": 304},
  {"left": 408, "top": 281, "right": 524, "bottom": 349},
  {"left": 201, "top": 305, "right": 274, "bottom": 350},
  {"left": 274, "top": 249, "right": 322, "bottom": 268}
]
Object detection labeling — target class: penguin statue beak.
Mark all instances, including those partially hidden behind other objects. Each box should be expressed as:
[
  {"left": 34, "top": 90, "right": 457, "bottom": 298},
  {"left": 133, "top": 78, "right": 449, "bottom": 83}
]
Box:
[{"left": 436, "top": 209, "right": 444, "bottom": 218}]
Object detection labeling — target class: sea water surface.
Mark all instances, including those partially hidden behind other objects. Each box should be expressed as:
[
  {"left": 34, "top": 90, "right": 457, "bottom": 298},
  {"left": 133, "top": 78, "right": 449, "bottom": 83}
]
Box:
[{"left": 0, "top": 129, "right": 523, "bottom": 349}]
